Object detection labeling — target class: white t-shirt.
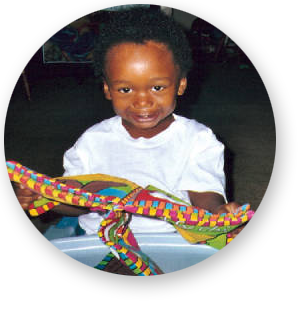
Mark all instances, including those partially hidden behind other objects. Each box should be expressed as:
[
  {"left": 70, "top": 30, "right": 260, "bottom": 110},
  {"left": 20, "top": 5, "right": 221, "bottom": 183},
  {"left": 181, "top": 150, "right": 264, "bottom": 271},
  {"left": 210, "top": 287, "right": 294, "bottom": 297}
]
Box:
[{"left": 63, "top": 114, "right": 226, "bottom": 234}]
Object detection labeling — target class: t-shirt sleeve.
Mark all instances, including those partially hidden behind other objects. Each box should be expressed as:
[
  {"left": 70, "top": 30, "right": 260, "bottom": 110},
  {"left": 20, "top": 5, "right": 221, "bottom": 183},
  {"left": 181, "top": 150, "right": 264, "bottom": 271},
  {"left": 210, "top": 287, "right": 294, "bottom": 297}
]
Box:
[
  {"left": 63, "top": 139, "right": 89, "bottom": 176},
  {"left": 177, "top": 129, "right": 226, "bottom": 200}
]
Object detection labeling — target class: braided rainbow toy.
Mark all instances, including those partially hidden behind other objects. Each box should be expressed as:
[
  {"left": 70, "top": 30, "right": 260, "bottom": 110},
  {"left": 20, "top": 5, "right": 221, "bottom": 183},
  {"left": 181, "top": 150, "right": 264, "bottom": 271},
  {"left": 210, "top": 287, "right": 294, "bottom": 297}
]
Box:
[{"left": 7, "top": 160, "right": 255, "bottom": 276}]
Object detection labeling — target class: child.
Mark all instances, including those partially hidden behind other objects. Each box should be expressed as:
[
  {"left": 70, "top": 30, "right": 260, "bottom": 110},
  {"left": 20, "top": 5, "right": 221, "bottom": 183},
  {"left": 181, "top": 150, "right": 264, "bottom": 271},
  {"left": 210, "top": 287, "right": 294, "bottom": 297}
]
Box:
[{"left": 15, "top": 8, "right": 239, "bottom": 236}]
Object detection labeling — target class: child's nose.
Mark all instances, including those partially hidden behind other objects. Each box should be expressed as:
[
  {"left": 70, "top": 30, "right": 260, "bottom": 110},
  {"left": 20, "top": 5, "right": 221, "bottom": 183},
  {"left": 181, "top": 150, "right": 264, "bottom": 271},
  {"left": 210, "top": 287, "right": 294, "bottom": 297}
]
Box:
[{"left": 133, "top": 92, "right": 153, "bottom": 109}]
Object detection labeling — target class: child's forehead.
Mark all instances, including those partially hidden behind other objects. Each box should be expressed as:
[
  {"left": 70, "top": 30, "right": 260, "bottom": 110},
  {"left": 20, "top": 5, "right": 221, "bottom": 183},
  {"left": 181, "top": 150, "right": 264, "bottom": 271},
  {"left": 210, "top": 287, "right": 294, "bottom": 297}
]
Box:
[
  {"left": 103, "top": 41, "right": 181, "bottom": 79},
  {"left": 105, "top": 41, "right": 177, "bottom": 68},
  {"left": 107, "top": 40, "right": 171, "bottom": 56}
]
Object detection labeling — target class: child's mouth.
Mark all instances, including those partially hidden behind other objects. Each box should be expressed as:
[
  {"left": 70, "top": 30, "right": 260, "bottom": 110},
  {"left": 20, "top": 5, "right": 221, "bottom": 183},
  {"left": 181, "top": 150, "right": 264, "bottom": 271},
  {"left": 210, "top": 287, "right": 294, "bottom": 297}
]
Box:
[{"left": 132, "top": 112, "right": 158, "bottom": 123}]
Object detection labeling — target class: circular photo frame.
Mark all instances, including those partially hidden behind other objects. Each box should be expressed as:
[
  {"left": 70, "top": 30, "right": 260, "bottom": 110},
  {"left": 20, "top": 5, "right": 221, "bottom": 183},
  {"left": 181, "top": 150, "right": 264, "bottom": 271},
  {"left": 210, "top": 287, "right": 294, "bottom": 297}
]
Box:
[{"left": 9, "top": 5, "right": 275, "bottom": 276}]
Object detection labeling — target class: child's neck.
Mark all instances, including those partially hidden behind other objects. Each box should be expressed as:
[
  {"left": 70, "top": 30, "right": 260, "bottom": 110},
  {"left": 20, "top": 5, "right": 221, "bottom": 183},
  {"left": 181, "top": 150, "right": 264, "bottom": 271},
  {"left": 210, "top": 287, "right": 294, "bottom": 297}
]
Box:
[{"left": 122, "top": 114, "right": 175, "bottom": 139}]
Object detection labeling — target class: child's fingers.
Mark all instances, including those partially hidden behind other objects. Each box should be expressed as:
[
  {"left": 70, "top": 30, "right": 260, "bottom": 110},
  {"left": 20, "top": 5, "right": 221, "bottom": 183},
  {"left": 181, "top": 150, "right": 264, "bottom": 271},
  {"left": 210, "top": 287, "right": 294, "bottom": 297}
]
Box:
[
  {"left": 213, "top": 206, "right": 228, "bottom": 215},
  {"left": 13, "top": 183, "right": 43, "bottom": 210},
  {"left": 17, "top": 196, "right": 32, "bottom": 210},
  {"left": 226, "top": 202, "right": 240, "bottom": 214},
  {"left": 19, "top": 188, "right": 36, "bottom": 196},
  {"left": 16, "top": 193, "right": 42, "bottom": 210},
  {"left": 13, "top": 183, "right": 38, "bottom": 196},
  {"left": 215, "top": 202, "right": 240, "bottom": 215}
]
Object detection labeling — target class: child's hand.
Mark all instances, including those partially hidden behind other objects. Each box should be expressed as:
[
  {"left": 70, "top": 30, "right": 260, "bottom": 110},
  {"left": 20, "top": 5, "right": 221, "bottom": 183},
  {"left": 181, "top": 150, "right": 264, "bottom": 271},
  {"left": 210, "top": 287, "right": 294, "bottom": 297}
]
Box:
[
  {"left": 12, "top": 182, "right": 42, "bottom": 210},
  {"left": 213, "top": 202, "right": 240, "bottom": 215},
  {"left": 213, "top": 202, "right": 246, "bottom": 239}
]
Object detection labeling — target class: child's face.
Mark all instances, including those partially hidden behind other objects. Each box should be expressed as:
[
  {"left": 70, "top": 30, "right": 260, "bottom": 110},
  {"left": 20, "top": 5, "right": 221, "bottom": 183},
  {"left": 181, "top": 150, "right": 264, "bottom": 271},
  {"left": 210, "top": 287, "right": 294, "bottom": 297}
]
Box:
[{"left": 103, "top": 41, "right": 187, "bottom": 138}]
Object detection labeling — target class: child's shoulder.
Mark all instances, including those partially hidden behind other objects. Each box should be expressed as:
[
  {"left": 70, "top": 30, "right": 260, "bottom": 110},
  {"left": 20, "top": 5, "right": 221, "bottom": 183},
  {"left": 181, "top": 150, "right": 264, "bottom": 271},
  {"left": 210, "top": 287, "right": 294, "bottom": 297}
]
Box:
[
  {"left": 174, "top": 114, "right": 213, "bottom": 135},
  {"left": 82, "top": 116, "right": 120, "bottom": 134},
  {"left": 174, "top": 115, "right": 223, "bottom": 152},
  {"left": 174, "top": 115, "right": 221, "bottom": 147}
]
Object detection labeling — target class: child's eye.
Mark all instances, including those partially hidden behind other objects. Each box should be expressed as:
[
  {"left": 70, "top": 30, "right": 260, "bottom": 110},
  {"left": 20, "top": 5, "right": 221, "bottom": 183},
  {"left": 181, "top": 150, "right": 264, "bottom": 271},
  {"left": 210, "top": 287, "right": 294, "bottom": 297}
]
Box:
[
  {"left": 152, "top": 86, "right": 165, "bottom": 92},
  {"left": 118, "top": 87, "right": 132, "bottom": 94}
]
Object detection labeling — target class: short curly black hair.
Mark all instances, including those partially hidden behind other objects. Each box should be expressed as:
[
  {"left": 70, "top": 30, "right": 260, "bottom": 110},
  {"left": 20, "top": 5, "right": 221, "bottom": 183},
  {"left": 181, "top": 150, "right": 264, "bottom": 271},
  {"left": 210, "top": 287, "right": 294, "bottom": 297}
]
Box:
[{"left": 94, "top": 8, "right": 193, "bottom": 78}]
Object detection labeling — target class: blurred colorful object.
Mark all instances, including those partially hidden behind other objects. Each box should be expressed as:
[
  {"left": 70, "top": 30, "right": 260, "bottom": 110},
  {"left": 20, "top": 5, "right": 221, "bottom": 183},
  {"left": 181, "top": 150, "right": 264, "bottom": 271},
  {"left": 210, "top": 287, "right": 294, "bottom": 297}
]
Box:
[{"left": 7, "top": 160, "right": 255, "bottom": 275}]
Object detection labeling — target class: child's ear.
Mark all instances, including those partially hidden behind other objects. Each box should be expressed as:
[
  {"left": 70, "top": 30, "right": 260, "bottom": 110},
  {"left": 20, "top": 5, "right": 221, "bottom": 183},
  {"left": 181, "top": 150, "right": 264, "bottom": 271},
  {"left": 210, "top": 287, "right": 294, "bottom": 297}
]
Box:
[
  {"left": 177, "top": 77, "right": 187, "bottom": 96},
  {"left": 103, "top": 81, "right": 112, "bottom": 100}
]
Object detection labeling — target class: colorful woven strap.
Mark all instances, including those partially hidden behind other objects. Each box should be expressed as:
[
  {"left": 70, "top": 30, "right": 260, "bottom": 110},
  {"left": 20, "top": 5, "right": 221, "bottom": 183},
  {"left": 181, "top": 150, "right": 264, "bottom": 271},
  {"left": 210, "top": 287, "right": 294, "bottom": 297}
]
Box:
[{"left": 7, "top": 160, "right": 255, "bottom": 275}]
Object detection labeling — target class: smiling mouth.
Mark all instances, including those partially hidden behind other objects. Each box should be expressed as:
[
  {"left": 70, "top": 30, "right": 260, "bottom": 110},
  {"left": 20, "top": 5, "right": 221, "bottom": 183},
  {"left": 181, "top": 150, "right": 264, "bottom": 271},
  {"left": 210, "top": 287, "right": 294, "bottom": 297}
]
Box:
[{"left": 132, "top": 112, "right": 158, "bottom": 122}]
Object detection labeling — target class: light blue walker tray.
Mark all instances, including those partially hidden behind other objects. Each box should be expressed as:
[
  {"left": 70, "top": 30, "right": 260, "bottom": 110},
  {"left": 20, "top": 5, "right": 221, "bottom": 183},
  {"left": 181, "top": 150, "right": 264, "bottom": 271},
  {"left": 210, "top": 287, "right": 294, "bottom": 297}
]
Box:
[{"left": 45, "top": 217, "right": 217, "bottom": 273}]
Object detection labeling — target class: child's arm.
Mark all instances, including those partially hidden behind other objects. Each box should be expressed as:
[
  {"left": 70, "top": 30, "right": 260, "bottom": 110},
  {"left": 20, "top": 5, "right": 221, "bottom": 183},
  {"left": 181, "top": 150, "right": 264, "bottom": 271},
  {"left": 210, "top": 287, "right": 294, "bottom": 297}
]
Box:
[
  {"left": 13, "top": 182, "right": 89, "bottom": 217},
  {"left": 50, "top": 203, "right": 90, "bottom": 216},
  {"left": 188, "top": 191, "right": 239, "bottom": 215}
]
